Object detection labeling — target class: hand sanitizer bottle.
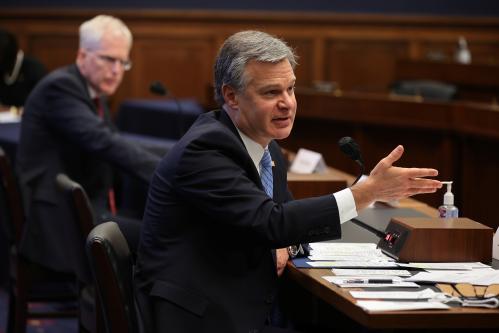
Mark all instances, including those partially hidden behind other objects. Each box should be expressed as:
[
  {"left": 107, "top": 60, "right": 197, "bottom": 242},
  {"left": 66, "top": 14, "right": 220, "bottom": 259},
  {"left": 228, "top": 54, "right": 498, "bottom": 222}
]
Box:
[
  {"left": 438, "top": 181, "right": 459, "bottom": 218},
  {"left": 455, "top": 37, "right": 471, "bottom": 64}
]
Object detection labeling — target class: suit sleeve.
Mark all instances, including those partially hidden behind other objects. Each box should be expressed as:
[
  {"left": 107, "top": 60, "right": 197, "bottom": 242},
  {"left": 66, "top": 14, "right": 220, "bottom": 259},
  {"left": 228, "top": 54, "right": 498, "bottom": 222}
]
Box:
[
  {"left": 172, "top": 133, "right": 341, "bottom": 248},
  {"left": 42, "top": 74, "right": 160, "bottom": 183}
]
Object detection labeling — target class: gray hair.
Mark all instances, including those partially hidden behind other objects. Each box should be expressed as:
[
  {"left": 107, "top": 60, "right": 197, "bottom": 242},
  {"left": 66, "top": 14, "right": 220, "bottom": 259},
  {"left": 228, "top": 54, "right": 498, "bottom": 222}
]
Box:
[
  {"left": 79, "top": 15, "right": 132, "bottom": 51},
  {"left": 214, "top": 30, "right": 297, "bottom": 106}
]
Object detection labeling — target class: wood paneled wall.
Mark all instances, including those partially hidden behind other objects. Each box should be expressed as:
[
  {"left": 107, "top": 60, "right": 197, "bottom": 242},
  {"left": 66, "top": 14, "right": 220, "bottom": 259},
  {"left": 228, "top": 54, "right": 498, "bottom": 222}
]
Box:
[
  {"left": 2, "top": 9, "right": 499, "bottom": 111},
  {"left": 287, "top": 90, "right": 499, "bottom": 230}
]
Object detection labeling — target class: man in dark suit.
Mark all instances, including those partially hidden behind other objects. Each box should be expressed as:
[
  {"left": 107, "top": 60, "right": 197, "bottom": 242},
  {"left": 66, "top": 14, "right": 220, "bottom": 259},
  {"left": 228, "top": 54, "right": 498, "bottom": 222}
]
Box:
[
  {"left": 135, "top": 30, "right": 442, "bottom": 333},
  {"left": 17, "top": 15, "right": 160, "bottom": 281}
]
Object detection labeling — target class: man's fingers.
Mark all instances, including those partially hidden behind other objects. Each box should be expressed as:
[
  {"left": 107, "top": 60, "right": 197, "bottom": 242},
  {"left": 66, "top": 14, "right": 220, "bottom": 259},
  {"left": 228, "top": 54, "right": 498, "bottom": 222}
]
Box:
[
  {"left": 405, "top": 168, "right": 439, "bottom": 179},
  {"left": 410, "top": 177, "right": 442, "bottom": 188},
  {"left": 371, "top": 145, "right": 404, "bottom": 174},
  {"left": 385, "top": 145, "right": 404, "bottom": 165}
]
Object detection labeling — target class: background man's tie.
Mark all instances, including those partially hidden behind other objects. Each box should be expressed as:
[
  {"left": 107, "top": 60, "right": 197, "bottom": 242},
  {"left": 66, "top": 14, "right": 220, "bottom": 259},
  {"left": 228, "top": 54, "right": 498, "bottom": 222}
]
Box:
[
  {"left": 260, "top": 148, "right": 273, "bottom": 198},
  {"left": 93, "top": 96, "right": 117, "bottom": 215}
]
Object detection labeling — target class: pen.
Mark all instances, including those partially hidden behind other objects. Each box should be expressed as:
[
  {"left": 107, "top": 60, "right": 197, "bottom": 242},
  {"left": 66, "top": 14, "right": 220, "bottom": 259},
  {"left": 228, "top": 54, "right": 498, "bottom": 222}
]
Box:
[{"left": 343, "top": 279, "right": 394, "bottom": 284}]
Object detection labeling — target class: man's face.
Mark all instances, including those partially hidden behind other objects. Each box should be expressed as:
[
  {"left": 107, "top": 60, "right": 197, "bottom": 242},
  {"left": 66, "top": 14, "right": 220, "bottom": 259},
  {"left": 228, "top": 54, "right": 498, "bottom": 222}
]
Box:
[
  {"left": 76, "top": 33, "right": 130, "bottom": 96},
  {"left": 226, "top": 59, "right": 297, "bottom": 147}
]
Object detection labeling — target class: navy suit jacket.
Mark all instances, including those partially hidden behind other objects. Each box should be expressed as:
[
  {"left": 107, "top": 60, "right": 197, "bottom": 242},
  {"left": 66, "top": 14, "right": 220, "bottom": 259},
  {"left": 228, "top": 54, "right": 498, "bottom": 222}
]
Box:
[
  {"left": 17, "top": 64, "right": 160, "bottom": 280},
  {"left": 135, "top": 109, "right": 342, "bottom": 333}
]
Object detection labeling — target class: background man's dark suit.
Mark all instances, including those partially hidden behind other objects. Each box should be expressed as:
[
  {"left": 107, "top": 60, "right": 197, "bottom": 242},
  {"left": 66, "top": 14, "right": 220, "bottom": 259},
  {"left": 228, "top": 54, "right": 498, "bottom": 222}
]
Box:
[
  {"left": 17, "top": 64, "right": 160, "bottom": 281},
  {"left": 135, "top": 109, "right": 342, "bottom": 333}
]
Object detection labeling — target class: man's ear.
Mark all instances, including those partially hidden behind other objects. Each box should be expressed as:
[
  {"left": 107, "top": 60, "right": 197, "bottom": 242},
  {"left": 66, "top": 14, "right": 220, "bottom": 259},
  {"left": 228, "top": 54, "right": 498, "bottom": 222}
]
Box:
[
  {"left": 222, "top": 84, "right": 238, "bottom": 110},
  {"left": 76, "top": 48, "right": 86, "bottom": 68}
]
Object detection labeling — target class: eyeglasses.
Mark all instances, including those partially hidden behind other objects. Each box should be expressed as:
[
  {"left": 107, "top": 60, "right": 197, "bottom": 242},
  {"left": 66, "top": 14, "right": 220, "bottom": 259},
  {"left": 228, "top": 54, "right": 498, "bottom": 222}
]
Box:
[{"left": 93, "top": 53, "right": 132, "bottom": 71}]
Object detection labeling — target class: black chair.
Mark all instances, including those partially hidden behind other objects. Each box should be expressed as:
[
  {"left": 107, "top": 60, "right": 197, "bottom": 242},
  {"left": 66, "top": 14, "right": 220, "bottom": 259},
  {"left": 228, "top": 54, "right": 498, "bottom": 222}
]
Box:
[
  {"left": 55, "top": 173, "right": 96, "bottom": 285},
  {"left": 390, "top": 80, "right": 457, "bottom": 101},
  {"left": 86, "top": 221, "right": 152, "bottom": 333},
  {"left": 0, "top": 147, "right": 79, "bottom": 333},
  {"left": 55, "top": 173, "right": 107, "bottom": 333}
]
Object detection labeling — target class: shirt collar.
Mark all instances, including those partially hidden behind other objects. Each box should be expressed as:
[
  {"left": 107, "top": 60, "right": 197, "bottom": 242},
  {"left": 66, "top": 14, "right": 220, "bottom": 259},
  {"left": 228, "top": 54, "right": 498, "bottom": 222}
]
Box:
[
  {"left": 222, "top": 106, "right": 266, "bottom": 174},
  {"left": 237, "top": 129, "right": 266, "bottom": 175},
  {"left": 87, "top": 84, "right": 99, "bottom": 100}
]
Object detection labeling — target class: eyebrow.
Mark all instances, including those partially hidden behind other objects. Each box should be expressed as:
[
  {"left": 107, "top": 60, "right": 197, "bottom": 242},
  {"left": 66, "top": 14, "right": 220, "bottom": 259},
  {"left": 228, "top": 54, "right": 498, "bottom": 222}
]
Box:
[{"left": 257, "top": 79, "right": 296, "bottom": 91}]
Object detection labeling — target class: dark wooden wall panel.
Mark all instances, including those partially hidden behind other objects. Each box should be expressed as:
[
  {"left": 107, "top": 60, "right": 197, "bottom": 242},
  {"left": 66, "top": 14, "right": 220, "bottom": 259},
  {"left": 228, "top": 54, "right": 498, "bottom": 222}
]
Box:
[
  {"left": 28, "top": 35, "right": 77, "bottom": 71},
  {"left": 326, "top": 39, "right": 410, "bottom": 92},
  {"left": 2, "top": 9, "right": 499, "bottom": 110},
  {"left": 285, "top": 38, "right": 315, "bottom": 87},
  {"left": 130, "top": 37, "right": 215, "bottom": 100}
]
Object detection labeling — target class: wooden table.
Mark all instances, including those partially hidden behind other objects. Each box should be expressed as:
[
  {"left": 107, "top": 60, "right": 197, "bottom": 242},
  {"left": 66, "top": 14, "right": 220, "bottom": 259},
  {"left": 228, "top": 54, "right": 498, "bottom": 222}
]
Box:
[{"left": 283, "top": 169, "right": 499, "bottom": 331}]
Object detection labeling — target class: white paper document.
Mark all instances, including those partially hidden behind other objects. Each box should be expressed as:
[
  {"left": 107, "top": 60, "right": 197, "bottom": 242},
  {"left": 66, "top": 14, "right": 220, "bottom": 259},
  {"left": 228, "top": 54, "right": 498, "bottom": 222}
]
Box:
[
  {"left": 309, "top": 243, "right": 378, "bottom": 256},
  {"left": 350, "top": 288, "right": 439, "bottom": 300},
  {"left": 308, "top": 261, "right": 398, "bottom": 268},
  {"left": 322, "top": 275, "right": 419, "bottom": 288},
  {"left": 493, "top": 227, "right": 499, "bottom": 260},
  {"left": 289, "top": 148, "right": 326, "bottom": 174},
  {"left": 356, "top": 300, "right": 450, "bottom": 312},
  {"left": 0, "top": 112, "right": 20, "bottom": 123},
  {"left": 308, "top": 255, "right": 394, "bottom": 261},
  {"left": 406, "top": 269, "right": 499, "bottom": 285},
  {"left": 397, "top": 262, "right": 490, "bottom": 270},
  {"left": 332, "top": 269, "right": 412, "bottom": 277}
]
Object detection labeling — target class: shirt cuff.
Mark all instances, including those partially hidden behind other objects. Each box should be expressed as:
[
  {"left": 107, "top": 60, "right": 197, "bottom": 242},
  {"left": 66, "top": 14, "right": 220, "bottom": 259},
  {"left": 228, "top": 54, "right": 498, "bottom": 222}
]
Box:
[{"left": 333, "top": 188, "right": 358, "bottom": 224}]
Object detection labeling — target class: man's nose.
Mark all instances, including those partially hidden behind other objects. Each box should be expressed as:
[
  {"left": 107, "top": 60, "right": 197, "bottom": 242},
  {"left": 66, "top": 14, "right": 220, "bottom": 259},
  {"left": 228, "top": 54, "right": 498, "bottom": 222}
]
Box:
[{"left": 278, "top": 92, "right": 294, "bottom": 109}]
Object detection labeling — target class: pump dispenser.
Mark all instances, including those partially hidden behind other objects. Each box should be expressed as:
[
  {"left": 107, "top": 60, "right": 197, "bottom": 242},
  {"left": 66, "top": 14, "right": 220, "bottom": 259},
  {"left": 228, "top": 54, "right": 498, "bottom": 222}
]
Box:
[
  {"left": 438, "top": 181, "right": 459, "bottom": 218},
  {"left": 455, "top": 37, "right": 471, "bottom": 64}
]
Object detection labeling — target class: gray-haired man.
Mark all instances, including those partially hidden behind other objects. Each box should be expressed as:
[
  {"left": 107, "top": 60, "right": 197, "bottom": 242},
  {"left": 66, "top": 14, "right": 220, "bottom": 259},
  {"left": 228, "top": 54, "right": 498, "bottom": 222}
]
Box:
[{"left": 135, "top": 30, "right": 441, "bottom": 333}]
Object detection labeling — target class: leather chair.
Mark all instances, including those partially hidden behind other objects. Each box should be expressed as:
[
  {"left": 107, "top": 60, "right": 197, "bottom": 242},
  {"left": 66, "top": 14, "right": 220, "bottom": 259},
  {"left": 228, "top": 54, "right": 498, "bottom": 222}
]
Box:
[
  {"left": 86, "top": 221, "right": 152, "bottom": 333},
  {"left": 55, "top": 173, "right": 106, "bottom": 333},
  {"left": 55, "top": 173, "right": 96, "bottom": 285},
  {"left": 390, "top": 80, "right": 457, "bottom": 101},
  {"left": 0, "top": 147, "right": 79, "bottom": 333}
]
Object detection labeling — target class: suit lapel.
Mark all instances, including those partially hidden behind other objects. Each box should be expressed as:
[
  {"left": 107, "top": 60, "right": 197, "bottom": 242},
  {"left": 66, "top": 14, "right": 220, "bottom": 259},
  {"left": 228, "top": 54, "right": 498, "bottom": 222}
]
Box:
[{"left": 217, "top": 110, "right": 263, "bottom": 189}]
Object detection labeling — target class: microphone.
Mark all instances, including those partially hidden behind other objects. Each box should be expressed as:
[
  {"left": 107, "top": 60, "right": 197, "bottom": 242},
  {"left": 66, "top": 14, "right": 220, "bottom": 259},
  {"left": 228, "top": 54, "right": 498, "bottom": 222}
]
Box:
[
  {"left": 338, "top": 136, "right": 364, "bottom": 186},
  {"left": 149, "top": 80, "right": 167, "bottom": 96},
  {"left": 338, "top": 137, "right": 388, "bottom": 240},
  {"left": 149, "top": 81, "right": 184, "bottom": 138}
]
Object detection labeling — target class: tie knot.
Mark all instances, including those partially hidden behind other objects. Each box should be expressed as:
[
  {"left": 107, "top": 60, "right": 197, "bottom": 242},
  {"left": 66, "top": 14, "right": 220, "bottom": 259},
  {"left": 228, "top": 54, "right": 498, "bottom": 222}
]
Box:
[{"left": 260, "top": 149, "right": 272, "bottom": 170}]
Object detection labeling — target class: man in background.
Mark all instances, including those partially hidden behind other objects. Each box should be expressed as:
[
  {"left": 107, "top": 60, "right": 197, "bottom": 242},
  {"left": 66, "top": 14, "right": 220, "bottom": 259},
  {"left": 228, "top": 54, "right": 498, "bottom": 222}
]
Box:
[
  {"left": 0, "top": 28, "right": 46, "bottom": 108},
  {"left": 135, "top": 30, "right": 442, "bottom": 333},
  {"left": 17, "top": 15, "right": 160, "bottom": 281}
]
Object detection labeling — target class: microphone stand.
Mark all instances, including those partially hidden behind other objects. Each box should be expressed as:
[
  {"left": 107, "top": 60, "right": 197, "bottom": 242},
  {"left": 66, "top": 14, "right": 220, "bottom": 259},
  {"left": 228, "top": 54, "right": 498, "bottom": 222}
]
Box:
[{"left": 149, "top": 81, "right": 184, "bottom": 139}]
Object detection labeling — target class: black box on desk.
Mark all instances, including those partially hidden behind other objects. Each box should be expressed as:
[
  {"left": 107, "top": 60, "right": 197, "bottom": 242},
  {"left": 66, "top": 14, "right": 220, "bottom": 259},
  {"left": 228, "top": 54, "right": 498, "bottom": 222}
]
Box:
[{"left": 378, "top": 217, "right": 493, "bottom": 263}]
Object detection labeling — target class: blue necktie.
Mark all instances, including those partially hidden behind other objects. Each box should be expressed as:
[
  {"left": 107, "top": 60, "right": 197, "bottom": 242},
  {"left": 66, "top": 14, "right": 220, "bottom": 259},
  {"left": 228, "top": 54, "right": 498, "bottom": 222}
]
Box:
[{"left": 260, "top": 148, "right": 273, "bottom": 198}]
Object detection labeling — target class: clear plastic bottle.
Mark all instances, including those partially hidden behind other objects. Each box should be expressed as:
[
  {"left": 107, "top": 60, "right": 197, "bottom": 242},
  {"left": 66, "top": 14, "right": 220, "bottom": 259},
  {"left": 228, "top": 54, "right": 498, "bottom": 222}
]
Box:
[
  {"left": 455, "top": 37, "right": 471, "bottom": 64},
  {"left": 438, "top": 181, "right": 459, "bottom": 218}
]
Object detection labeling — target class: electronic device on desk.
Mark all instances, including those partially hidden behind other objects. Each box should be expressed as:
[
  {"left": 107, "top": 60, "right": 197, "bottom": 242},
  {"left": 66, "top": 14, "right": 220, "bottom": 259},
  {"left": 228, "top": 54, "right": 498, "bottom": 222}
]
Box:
[{"left": 378, "top": 217, "right": 493, "bottom": 263}]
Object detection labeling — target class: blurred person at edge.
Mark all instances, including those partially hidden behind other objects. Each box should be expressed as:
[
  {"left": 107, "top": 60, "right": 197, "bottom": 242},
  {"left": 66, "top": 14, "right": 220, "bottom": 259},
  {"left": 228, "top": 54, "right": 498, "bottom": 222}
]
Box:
[{"left": 16, "top": 15, "right": 160, "bottom": 282}]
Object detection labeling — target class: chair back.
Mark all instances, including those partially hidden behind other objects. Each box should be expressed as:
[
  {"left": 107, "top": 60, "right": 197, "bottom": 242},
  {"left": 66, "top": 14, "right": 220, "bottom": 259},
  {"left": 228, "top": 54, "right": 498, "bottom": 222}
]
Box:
[
  {"left": 55, "top": 173, "right": 96, "bottom": 284},
  {"left": 0, "top": 146, "right": 24, "bottom": 245},
  {"left": 86, "top": 221, "right": 140, "bottom": 333},
  {"left": 55, "top": 173, "right": 95, "bottom": 240}
]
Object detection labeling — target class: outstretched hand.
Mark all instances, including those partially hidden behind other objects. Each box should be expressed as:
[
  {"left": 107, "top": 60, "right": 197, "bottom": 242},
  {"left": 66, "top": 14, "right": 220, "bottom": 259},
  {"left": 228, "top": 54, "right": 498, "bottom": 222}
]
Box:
[{"left": 351, "top": 145, "right": 442, "bottom": 211}]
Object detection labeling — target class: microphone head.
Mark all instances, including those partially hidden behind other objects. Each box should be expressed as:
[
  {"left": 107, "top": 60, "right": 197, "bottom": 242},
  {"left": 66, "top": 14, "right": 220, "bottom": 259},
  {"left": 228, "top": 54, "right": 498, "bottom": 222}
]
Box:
[
  {"left": 149, "top": 81, "right": 167, "bottom": 96},
  {"left": 338, "top": 136, "right": 361, "bottom": 162}
]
